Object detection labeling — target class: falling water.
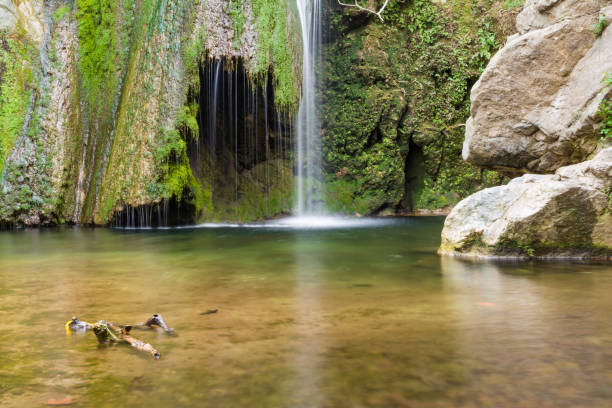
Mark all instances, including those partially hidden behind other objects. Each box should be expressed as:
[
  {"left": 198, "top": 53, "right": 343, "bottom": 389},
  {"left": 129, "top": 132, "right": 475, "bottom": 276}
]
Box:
[{"left": 296, "top": 0, "right": 323, "bottom": 215}]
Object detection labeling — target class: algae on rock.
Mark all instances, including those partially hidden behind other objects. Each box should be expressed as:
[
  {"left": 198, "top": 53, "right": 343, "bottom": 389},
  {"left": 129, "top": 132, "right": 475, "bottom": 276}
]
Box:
[
  {"left": 321, "top": 0, "right": 516, "bottom": 215},
  {"left": 0, "top": 0, "right": 301, "bottom": 226}
]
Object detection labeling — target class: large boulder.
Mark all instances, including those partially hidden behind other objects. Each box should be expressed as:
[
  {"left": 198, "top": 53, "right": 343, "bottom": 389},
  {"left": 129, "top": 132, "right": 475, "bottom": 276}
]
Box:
[
  {"left": 440, "top": 149, "right": 612, "bottom": 260},
  {"left": 463, "top": 0, "right": 612, "bottom": 174}
]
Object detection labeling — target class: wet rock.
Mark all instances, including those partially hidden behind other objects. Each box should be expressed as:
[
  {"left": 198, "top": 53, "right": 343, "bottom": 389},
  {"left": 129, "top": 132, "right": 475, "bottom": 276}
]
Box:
[{"left": 440, "top": 149, "right": 612, "bottom": 260}]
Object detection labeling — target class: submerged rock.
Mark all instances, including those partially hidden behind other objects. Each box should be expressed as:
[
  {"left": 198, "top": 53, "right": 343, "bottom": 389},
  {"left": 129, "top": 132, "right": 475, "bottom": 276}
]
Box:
[
  {"left": 463, "top": 0, "right": 612, "bottom": 174},
  {"left": 440, "top": 149, "right": 612, "bottom": 260}
]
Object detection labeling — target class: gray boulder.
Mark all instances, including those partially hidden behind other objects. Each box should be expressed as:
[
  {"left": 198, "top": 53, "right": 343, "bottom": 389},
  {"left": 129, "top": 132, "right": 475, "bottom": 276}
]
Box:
[
  {"left": 440, "top": 149, "right": 612, "bottom": 260},
  {"left": 463, "top": 0, "right": 612, "bottom": 174}
]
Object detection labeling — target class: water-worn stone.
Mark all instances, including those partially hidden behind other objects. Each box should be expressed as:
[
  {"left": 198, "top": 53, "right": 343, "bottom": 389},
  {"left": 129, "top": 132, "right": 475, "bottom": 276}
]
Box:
[
  {"left": 440, "top": 149, "right": 612, "bottom": 260},
  {"left": 463, "top": 0, "right": 612, "bottom": 174}
]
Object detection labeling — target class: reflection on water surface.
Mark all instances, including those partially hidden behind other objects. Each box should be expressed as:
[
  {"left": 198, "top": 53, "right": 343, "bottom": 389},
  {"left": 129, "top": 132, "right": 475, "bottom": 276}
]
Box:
[{"left": 1, "top": 217, "right": 612, "bottom": 407}]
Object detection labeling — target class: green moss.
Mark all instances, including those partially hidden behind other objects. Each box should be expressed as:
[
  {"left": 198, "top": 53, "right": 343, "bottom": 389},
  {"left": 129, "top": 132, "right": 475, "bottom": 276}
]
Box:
[
  {"left": 147, "top": 126, "right": 211, "bottom": 216},
  {"left": 76, "top": 0, "right": 120, "bottom": 109},
  {"left": 202, "top": 159, "right": 294, "bottom": 223},
  {"left": 252, "top": 0, "right": 299, "bottom": 109},
  {"left": 0, "top": 32, "right": 36, "bottom": 178},
  {"left": 594, "top": 14, "right": 608, "bottom": 37},
  {"left": 52, "top": 5, "right": 72, "bottom": 22},
  {"left": 502, "top": 0, "right": 524, "bottom": 11},
  {"left": 228, "top": 0, "right": 246, "bottom": 50},
  {"left": 599, "top": 72, "right": 612, "bottom": 143},
  {"left": 322, "top": 0, "right": 511, "bottom": 215}
]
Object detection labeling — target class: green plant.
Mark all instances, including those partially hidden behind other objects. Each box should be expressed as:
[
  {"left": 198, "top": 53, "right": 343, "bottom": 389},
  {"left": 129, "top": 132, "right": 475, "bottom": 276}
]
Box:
[
  {"left": 0, "top": 34, "right": 36, "bottom": 178},
  {"left": 502, "top": 0, "right": 524, "bottom": 11},
  {"left": 322, "top": 0, "right": 507, "bottom": 214},
  {"left": 52, "top": 5, "right": 71, "bottom": 22},
  {"left": 227, "top": 0, "right": 246, "bottom": 50},
  {"left": 251, "top": 0, "right": 299, "bottom": 109},
  {"left": 599, "top": 72, "right": 612, "bottom": 142},
  {"left": 474, "top": 22, "right": 497, "bottom": 68},
  {"left": 518, "top": 244, "right": 535, "bottom": 257},
  {"left": 594, "top": 14, "right": 607, "bottom": 36}
]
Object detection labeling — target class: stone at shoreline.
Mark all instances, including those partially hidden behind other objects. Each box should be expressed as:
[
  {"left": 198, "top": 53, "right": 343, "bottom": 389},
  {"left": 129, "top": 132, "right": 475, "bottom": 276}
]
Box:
[
  {"left": 463, "top": 0, "right": 612, "bottom": 174},
  {"left": 440, "top": 149, "right": 612, "bottom": 260}
]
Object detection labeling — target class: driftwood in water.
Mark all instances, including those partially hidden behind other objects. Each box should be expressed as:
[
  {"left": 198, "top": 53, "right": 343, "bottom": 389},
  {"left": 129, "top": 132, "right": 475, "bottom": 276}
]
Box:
[
  {"left": 126, "top": 314, "right": 174, "bottom": 334},
  {"left": 93, "top": 321, "right": 121, "bottom": 344},
  {"left": 67, "top": 315, "right": 172, "bottom": 359},
  {"left": 66, "top": 317, "right": 92, "bottom": 332},
  {"left": 107, "top": 323, "right": 161, "bottom": 359},
  {"left": 200, "top": 309, "right": 218, "bottom": 315}
]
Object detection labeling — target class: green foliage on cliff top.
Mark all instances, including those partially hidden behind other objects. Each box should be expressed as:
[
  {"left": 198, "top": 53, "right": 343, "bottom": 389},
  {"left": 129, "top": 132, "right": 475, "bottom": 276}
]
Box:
[
  {"left": 323, "top": 0, "right": 512, "bottom": 214},
  {"left": 0, "top": 31, "right": 36, "bottom": 178}
]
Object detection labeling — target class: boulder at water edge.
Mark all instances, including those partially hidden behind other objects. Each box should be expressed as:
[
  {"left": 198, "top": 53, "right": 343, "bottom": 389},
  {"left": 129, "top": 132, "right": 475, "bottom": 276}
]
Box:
[{"left": 440, "top": 149, "right": 612, "bottom": 260}]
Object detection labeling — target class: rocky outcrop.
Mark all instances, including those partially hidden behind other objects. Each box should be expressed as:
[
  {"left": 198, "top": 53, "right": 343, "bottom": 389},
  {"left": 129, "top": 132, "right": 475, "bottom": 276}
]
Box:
[
  {"left": 200, "top": 0, "right": 259, "bottom": 68},
  {"left": 463, "top": 0, "right": 612, "bottom": 174},
  {"left": 0, "top": 0, "right": 299, "bottom": 226},
  {"left": 442, "top": 0, "right": 612, "bottom": 260},
  {"left": 440, "top": 148, "right": 612, "bottom": 260}
]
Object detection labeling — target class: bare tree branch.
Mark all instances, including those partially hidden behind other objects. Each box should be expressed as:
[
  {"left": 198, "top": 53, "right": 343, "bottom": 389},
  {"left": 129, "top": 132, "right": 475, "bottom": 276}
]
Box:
[{"left": 337, "top": 0, "right": 391, "bottom": 22}]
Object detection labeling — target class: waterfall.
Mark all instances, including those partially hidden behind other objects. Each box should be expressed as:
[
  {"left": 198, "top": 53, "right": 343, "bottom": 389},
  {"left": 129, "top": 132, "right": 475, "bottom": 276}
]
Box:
[{"left": 296, "top": 0, "right": 323, "bottom": 216}]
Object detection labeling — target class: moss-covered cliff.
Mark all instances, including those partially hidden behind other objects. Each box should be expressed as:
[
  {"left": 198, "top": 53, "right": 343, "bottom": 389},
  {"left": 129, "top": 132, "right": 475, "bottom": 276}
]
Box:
[
  {"left": 321, "top": 0, "right": 520, "bottom": 215},
  {"left": 0, "top": 0, "right": 300, "bottom": 227},
  {"left": 0, "top": 0, "right": 523, "bottom": 226}
]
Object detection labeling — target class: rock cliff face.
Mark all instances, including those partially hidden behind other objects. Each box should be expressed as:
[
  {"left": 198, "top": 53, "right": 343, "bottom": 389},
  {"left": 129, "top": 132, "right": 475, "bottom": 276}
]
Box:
[
  {"left": 463, "top": 0, "right": 612, "bottom": 174},
  {"left": 442, "top": 0, "right": 612, "bottom": 260},
  {"left": 0, "top": 0, "right": 298, "bottom": 226},
  {"left": 321, "top": 0, "right": 518, "bottom": 215}
]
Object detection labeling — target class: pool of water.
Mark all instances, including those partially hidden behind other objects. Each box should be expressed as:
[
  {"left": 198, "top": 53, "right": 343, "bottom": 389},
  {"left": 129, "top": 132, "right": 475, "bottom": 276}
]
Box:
[{"left": 1, "top": 217, "right": 612, "bottom": 407}]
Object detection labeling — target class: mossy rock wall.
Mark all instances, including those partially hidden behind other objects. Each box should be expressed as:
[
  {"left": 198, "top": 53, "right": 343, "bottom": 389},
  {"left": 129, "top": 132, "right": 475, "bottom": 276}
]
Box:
[
  {"left": 0, "top": 0, "right": 525, "bottom": 226},
  {"left": 321, "top": 0, "right": 521, "bottom": 215},
  {"left": 0, "top": 0, "right": 300, "bottom": 226}
]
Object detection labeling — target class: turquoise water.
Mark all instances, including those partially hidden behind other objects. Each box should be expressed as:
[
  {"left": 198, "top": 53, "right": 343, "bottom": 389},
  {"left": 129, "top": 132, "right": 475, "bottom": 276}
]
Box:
[{"left": 1, "top": 217, "right": 612, "bottom": 407}]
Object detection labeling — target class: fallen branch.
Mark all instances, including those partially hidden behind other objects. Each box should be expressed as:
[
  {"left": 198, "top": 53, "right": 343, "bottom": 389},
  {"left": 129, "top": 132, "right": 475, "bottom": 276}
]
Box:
[
  {"left": 337, "top": 0, "right": 390, "bottom": 22},
  {"left": 109, "top": 324, "right": 161, "bottom": 359},
  {"left": 67, "top": 315, "right": 171, "bottom": 359},
  {"left": 126, "top": 314, "right": 174, "bottom": 334}
]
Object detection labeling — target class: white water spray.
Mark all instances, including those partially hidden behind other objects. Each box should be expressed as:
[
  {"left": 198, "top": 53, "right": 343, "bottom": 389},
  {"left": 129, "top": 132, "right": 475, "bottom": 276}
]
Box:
[{"left": 296, "top": 0, "right": 323, "bottom": 216}]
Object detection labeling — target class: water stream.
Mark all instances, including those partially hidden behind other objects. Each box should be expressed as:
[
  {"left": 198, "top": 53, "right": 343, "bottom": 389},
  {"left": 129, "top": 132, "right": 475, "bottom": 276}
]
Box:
[{"left": 296, "top": 0, "right": 323, "bottom": 216}]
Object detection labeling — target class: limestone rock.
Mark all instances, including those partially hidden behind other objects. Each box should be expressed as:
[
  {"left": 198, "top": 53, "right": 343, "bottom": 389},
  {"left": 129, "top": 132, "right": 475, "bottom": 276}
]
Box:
[
  {"left": 198, "top": 0, "right": 259, "bottom": 71},
  {"left": 440, "top": 149, "right": 612, "bottom": 260},
  {"left": 0, "top": 0, "right": 44, "bottom": 42},
  {"left": 463, "top": 0, "right": 612, "bottom": 174},
  {"left": 517, "top": 0, "right": 604, "bottom": 34},
  {"left": 0, "top": 0, "right": 18, "bottom": 31}
]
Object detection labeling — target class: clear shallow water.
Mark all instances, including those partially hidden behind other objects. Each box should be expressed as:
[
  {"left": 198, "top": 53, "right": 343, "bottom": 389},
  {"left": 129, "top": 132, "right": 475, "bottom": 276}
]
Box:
[{"left": 1, "top": 217, "right": 612, "bottom": 407}]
